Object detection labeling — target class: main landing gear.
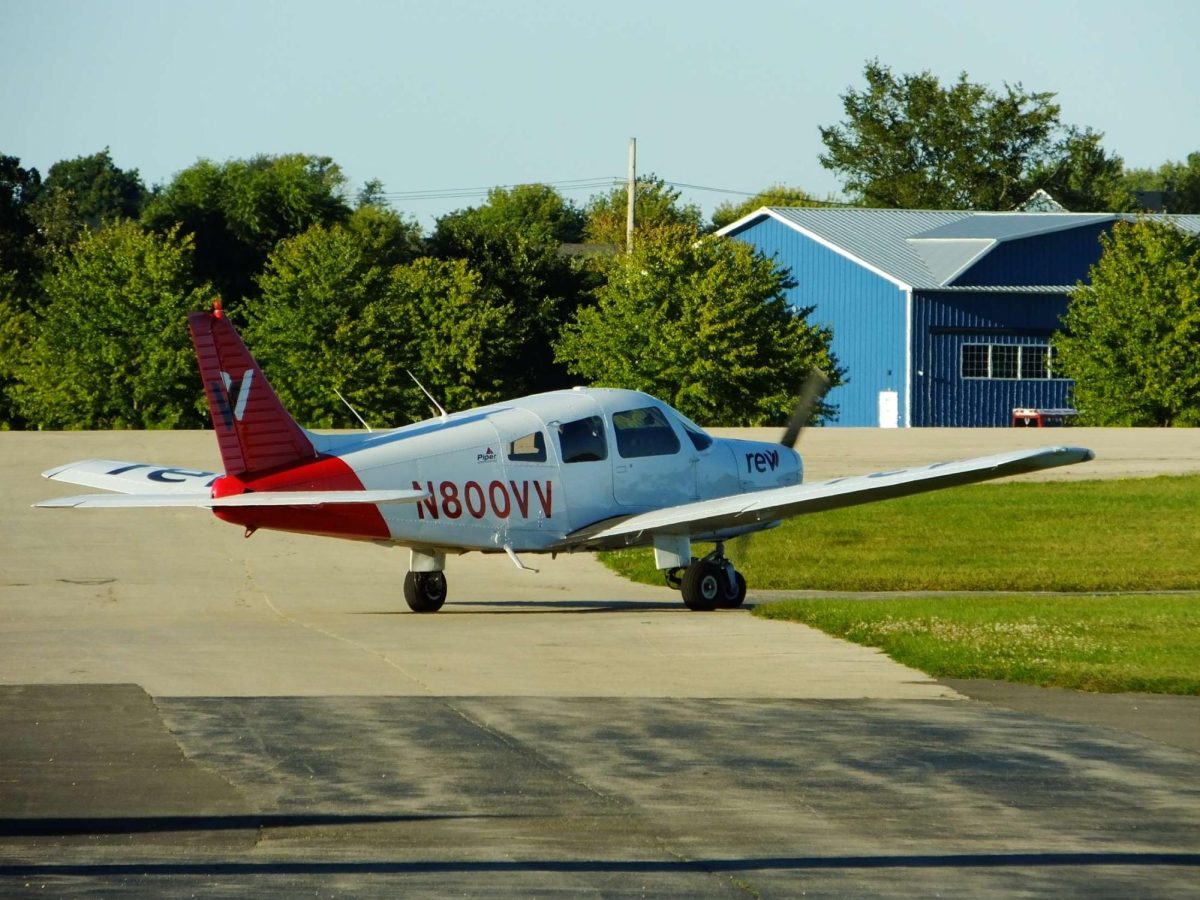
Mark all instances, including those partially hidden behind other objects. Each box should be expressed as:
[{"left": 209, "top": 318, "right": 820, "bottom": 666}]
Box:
[
  {"left": 404, "top": 549, "right": 448, "bottom": 613},
  {"left": 666, "top": 544, "right": 747, "bottom": 612},
  {"left": 404, "top": 571, "right": 447, "bottom": 613}
]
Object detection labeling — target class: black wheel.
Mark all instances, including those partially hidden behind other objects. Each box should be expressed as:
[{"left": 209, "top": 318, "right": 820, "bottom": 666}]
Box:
[
  {"left": 717, "top": 571, "right": 747, "bottom": 609},
  {"left": 404, "top": 571, "right": 447, "bottom": 613},
  {"left": 681, "top": 560, "right": 722, "bottom": 611}
]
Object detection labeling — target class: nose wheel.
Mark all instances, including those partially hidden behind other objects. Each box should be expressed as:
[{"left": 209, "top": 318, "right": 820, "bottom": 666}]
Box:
[{"left": 677, "top": 546, "right": 747, "bottom": 611}]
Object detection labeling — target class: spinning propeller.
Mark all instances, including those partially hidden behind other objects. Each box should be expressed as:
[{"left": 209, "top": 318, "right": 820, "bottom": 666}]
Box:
[
  {"left": 779, "top": 368, "right": 832, "bottom": 451},
  {"left": 734, "top": 368, "right": 831, "bottom": 559}
]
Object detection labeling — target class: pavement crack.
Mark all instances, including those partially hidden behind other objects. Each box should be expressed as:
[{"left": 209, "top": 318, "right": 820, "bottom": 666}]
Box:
[{"left": 244, "top": 560, "right": 437, "bottom": 694}]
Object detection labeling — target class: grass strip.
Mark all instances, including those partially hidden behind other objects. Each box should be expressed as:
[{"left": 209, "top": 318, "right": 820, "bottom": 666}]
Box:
[
  {"left": 752, "top": 594, "right": 1200, "bottom": 694},
  {"left": 600, "top": 475, "right": 1200, "bottom": 592}
]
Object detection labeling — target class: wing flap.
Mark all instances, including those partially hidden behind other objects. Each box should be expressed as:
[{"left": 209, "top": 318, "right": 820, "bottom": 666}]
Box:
[
  {"left": 36, "top": 489, "right": 427, "bottom": 509},
  {"left": 562, "top": 446, "right": 1094, "bottom": 549}
]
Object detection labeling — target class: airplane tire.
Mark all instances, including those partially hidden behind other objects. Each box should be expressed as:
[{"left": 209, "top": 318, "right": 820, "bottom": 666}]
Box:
[
  {"left": 717, "top": 571, "right": 748, "bottom": 609},
  {"left": 404, "top": 571, "right": 447, "bottom": 613},
  {"left": 681, "top": 561, "right": 722, "bottom": 611}
]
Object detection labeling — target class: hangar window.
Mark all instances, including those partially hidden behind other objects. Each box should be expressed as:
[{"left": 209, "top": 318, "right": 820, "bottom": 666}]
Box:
[
  {"left": 961, "top": 344, "right": 990, "bottom": 378},
  {"left": 992, "top": 345, "right": 1019, "bottom": 379},
  {"left": 612, "top": 407, "right": 681, "bottom": 458},
  {"left": 1022, "top": 346, "right": 1050, "bottom": 379},
  {"left": 556, "top": 416, "right": 607, "bottom": 463},
  {"left": 961, "top": 343, "right": 1062, "bottom": 380}
]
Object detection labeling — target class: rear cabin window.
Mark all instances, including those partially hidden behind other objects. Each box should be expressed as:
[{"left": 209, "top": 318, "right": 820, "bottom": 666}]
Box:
[
  {"left": 612, "top": 407, "right": 681, "bottom": 458},
  {"left": 507, "top": 431, "right": 547, "bottom": 463},
  {"left": 557, "top": 416, "right": 607, "bottom": 463}
]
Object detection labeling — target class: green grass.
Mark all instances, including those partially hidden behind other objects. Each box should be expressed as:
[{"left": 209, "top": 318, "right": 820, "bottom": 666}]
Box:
[
  {"left": 600, "top": 475, "right": 1200, "bottom": 592},
  {"left": 751, "top": 594, "right": 1200, "bottom": 694}
]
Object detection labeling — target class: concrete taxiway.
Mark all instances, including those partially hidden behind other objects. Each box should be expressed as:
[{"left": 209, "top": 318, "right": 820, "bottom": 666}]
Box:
[{"left": 2, "top": 430, "right": 1198, "bottom": 897}]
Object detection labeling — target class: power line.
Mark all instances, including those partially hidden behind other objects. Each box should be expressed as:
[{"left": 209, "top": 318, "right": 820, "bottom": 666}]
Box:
[
  {"left": 378, "top": 175, "right": 855, "bottom": 208},
  {"left": 661, "top": 180, "right": 858, "bottom": 207},
  {"left": 381, "top": 176, "right": 621, "bottom": 202},
  {"left": 660, "top": 180, "right": 759, "bottom": 197}
]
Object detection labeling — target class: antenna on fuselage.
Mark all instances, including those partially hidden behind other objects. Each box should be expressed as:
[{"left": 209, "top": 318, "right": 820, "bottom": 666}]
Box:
[
  {"left": 334, "top": 388, "right": 373, "bottom": 432},
  {"left": 407, "top": 370, "right": 449, "bottom": 422}
]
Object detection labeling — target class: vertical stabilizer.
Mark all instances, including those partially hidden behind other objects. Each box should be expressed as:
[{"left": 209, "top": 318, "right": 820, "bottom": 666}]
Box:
[{"left": 188, "top": 301, "right": 315, "bottom": 476}]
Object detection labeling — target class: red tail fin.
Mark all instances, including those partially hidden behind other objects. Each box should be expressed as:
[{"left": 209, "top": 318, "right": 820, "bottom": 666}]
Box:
[{"left": 188, "top": 302, "right": 315, "bottom": 476}]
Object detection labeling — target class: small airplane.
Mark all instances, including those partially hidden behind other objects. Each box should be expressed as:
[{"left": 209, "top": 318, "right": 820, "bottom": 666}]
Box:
[{"left": 37, "top": 301, "right": 1094, "bottom": 612}]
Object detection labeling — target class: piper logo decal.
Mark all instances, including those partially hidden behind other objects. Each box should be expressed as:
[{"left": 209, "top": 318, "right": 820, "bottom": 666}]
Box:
[{"left": 211, "top": 369, "right": 254, "bottom": 427}]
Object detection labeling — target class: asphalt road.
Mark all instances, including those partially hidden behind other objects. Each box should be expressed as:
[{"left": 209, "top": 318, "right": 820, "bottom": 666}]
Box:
[{"left": 2, "top": 429, "right": 1198, "bottom": 897}]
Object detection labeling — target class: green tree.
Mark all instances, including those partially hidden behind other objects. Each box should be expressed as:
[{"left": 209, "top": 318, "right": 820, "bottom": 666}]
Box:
[
  {"left": 28, "top": 148, "right": 146, "bottom": 253},
  {"left": 0, "top": 155, "right": 44, "bottom": 299},
  {"left": 356, "top": 178, "right": 388, "bottom": 209},
  {"left": 1030, "top": 128, "right": 1135, "bottom": 212},
  {"left": 584, "top": 175, "right": 701, "bottom": 246},
  {"left": 249, "top": 223, "right": 514, "bottom": 427},
  {"left": 820, "top": 60, "right": 1125, "bottom": 211},
  {"left": 245, "top": 219, "right": 392, "bottom": 426},
  {"left": 142, "top": 154, "right": 352, "bottom": 301},
  {"left": 345, "top": 203, "right": 425, "bottom": 270},
  {"left": 430, "top": 184, "right": 593, "bottom": 395},
  {"left": 711, "top": 185, "right": 826, "bottom": 230},
  {"left": 0, "top": 270, "right": 33, "bottom": 428},
  {"left": 14, "top": 222, "right": 214, "bottom": 428},
  {"left": 1120, "top": 152, "right": 1200, "bottom": 213},
  {"left": 556, "top": 224, "right": 843, "bottom": 426},
  {"left": 444, "top": 183, "right": 585, "bottom": 244},
  {"left": 349, "top": 258, "right": 517, "bottom": 421},
  {"left": 1055, "top": 219, "right": 1200, "bottom": 426}
]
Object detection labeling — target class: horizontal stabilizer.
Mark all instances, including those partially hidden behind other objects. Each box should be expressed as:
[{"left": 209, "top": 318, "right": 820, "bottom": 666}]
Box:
[
  {"left": 36, "top": 489, "right": 426, "bottom": 509},
  {"left": 42, "top": 459, "right": 220, "bottom": 494}
]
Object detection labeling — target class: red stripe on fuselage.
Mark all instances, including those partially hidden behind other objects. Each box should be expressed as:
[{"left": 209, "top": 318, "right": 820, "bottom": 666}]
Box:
[{"left": 211, "top": 455, "right": 390, "bottom": 541}]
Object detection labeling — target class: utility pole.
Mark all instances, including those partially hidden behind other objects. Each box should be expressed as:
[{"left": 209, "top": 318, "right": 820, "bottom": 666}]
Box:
[{"left": 626, "top": 137, "right": 636, "bottom": 253}]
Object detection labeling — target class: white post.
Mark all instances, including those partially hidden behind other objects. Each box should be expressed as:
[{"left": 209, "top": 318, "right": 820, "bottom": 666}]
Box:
[{"left": 626, "top": 137, "right": 636, "bottom": 253}]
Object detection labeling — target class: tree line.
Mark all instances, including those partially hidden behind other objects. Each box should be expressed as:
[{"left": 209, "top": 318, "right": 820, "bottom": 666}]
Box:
[
  {"left": 2, "top": 60, "right": 1198, "bottom": 430},
  {"left": 0, "top": 152, "right": 842, "bottom": 430}
]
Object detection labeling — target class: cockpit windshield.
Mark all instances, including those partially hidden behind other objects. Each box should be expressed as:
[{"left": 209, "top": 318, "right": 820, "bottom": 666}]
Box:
[{"left": 671, "top": 410, "right": 713, "bottom": 451}]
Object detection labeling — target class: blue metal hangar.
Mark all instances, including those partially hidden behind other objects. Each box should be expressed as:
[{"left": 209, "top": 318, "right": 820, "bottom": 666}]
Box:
[{"left": 718, "top": 208, "right": 1199, "bottom": 427}]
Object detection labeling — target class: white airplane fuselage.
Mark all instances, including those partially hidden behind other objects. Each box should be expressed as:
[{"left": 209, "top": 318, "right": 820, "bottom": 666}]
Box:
[{"left": 235, "top": 387, "right": 801, "bottom": 555}]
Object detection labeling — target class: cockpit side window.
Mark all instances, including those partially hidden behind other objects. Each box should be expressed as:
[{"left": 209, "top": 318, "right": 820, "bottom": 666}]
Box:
[
  {"left": 507, "top": 431, "right": 547, "bottom": 462},
  {"left": 557, "top": 416, "right": 607, "bottom": 463},
  {"left": 612, "top": 407, "right": 682, "bottom": 458}
]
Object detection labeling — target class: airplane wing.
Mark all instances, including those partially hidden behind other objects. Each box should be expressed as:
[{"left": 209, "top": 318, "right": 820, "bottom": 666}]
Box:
[
  {"left": 558, "top": 446, "right": 1094, "bottom": 551},
  {"left": 36, "top": 458, "right": 426, "bottom": 509}
]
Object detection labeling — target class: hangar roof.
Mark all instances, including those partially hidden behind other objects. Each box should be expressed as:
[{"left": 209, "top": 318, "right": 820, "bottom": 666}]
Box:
[{"left": 718, "top": 208, "right": 1200, "bottom": 290}]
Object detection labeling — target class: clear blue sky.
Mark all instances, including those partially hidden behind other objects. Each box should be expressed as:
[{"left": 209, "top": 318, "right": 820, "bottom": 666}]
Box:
[{"left": 4, "top": 0, "right": 1198, "bottom": 227}]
